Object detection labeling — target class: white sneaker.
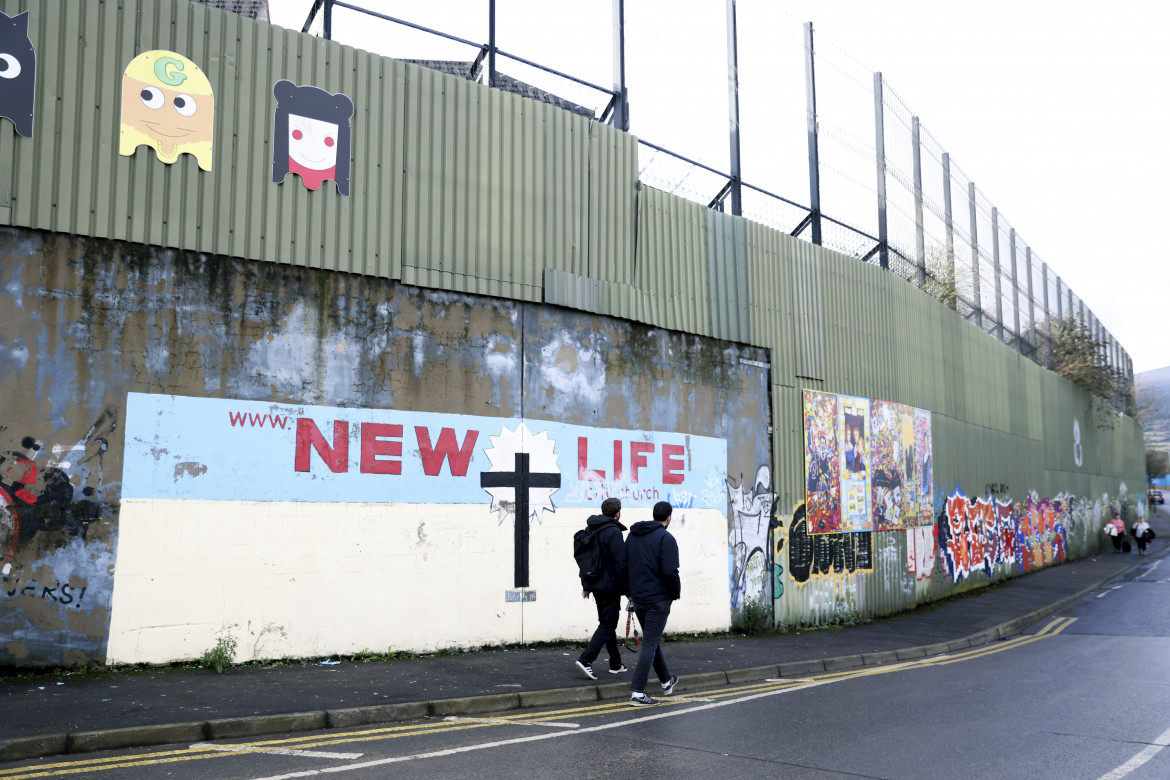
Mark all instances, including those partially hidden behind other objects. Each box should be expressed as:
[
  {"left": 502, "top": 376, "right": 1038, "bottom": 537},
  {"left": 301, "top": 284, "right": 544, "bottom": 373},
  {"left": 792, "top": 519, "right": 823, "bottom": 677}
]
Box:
[
  {"left": 608, "top": 664, "right": 628, "bottom": 674},
  {"left": 575, "top": 660, "right": 598, "bottom": 680},
  {"left": 629, "top": 692, "right": 658, "bottom": 707},
  {"left": 660, "top": 675, "right": 678, "bottom": 695}
]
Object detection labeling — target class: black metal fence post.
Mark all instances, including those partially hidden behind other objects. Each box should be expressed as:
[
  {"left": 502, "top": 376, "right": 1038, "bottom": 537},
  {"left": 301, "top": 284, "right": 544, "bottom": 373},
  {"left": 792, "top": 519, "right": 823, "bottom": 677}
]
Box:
[
  {"left": 968, "top": 182, "right": 981, "bottom": 328},
  {"left": 912, "top": 116, "right": 925, "bottom": 287},
  {"left": 1009, "top": 228, "right": 1020, "bottom": 352},
  {"left": 612, "top": 0, "right": 628, "bottom": 131},
  {"left": 874, "top": 73, "right": 889, "bottom": 269},
  {"left": 804, "top": 22, "right": 822, "bottom": 245},
  {"left": 488, "top": 0, "right": 497, "bottom": 88},
  {"left": 991, "top": 207, "right": 1003, "bottom": 342},
  {"left": 726, "top": 0, "right": 742, "bottom": 216},
  {"left": 942, "top": 152, "right": 954, "bottom": 306}
]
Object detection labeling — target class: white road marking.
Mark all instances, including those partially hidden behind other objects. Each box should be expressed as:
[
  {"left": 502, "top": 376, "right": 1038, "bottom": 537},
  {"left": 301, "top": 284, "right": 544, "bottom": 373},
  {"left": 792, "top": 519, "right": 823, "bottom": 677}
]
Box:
[
  {"left": 248, "top": 620, "right": 1079, "bottom": 780},
  {"left": 247, "top": 679, "right": 835, "bottom": 778},
  {"left": 191, "top": 743, "right": 363, "bottom": 760},
  {"left": 442, "top": 716, "right": 579, "bottom": 729},
  {"left": 1096, "top": 724, "right": 1170, "bottom": 780}
]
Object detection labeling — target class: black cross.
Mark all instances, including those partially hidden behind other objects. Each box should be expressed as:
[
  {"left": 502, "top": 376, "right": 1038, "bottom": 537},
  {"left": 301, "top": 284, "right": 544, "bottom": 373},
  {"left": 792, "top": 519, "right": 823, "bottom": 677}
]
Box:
[{"left": 480, "top": 452, "right": 561, "bottom": 588}]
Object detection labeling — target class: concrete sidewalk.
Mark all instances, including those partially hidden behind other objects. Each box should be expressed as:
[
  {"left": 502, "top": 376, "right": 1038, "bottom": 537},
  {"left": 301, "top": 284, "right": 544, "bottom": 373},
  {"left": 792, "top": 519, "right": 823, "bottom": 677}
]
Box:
[{"left": 3, "top": 504, "right": 1167, "bottom": 763}]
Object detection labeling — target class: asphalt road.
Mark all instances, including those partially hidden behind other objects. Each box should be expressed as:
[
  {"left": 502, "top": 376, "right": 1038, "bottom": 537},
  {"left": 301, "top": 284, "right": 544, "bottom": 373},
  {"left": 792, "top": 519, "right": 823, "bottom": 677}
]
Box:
[{"left": 4, "top": 556, "right": 1169, "bottom": 780}]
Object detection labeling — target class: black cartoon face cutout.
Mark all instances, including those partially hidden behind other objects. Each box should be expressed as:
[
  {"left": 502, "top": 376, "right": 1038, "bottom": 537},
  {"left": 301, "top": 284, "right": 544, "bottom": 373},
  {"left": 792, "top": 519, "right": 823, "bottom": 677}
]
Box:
[
  {"left": 272, "top": 80, "right": 353, "bottom": 196},
  {"left": 0, "top": 11, "right": 36, "bottom": 138}
]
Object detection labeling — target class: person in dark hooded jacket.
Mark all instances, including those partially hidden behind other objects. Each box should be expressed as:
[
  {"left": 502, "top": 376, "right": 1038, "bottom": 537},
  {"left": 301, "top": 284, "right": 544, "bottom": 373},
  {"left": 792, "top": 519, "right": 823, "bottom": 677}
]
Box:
[
  {"left": 624, "top": 500, "right": 680, "bottom": 706},
  {"left": 574, "top": 497, "right": 629, "bottom": 680}
]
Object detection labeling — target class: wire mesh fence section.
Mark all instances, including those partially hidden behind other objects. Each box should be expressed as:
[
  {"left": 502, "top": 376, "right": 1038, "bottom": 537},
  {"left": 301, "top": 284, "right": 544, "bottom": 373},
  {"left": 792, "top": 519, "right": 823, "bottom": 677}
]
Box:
[
  {"left": 303, "top": 0, "right": 1134, "bottom": 393},
  {"left": 637, "top": 145, "right": 731, "bottom": 208},
  {"left": 806, "top": 25, "right": 881, "bottom": 244},
  {"left": 737, "top": 2, "right": 810, "bottom": 212}
]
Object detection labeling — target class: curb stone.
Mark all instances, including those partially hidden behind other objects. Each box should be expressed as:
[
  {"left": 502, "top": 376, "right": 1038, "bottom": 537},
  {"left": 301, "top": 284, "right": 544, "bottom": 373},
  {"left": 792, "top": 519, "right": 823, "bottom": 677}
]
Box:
[
  {"left": 860, "top": 649, "right": 899, "bottom": 666},
  {"left": 519, "top": 686, "right": 598, "bottom": 708},
  {"left": 0, "top": 734, "right": 68, "bottom": 764},
  {"left": 777, "top": 658, "right": 823, "bottom": 677},
  {"left": 822, "top": 654, "right": 863, "bottom": 672},
  {"left": 69, "top": 722, "right": 206, "bottom": 754},
  {"left": 427, "top": 693, "right": 518, "bottom": 717},
  {"left": 725, "top": 665, "right": 779, "bottom": 683},
  {"left": 675, "top": 671, "right": 728, "bottom": 692},
  {"left": 327, "top": 702, "right": 429, "bottom": 728},
  {"left": 595, "top": 681, "right": 629, "bottom": 700},
  {"left": 208, "top": 712, "right": 326, "bottom": 740}
]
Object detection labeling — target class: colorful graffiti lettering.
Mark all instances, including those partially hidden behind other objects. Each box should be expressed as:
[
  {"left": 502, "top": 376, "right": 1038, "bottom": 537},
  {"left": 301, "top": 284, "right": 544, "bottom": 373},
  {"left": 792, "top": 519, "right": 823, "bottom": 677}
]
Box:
[
  {"left": 1017, "top": 495, "right": 1067, "bottom": 572},
  {"left": 938, "top": 487, "right": 1067, "bottom": 583}
]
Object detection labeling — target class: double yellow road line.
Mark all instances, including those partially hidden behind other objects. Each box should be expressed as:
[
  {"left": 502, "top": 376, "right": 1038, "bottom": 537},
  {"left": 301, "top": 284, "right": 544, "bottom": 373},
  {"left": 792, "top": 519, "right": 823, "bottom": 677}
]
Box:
[{"left": 0, "top": 617, "right": 1077, "bottom": 779}]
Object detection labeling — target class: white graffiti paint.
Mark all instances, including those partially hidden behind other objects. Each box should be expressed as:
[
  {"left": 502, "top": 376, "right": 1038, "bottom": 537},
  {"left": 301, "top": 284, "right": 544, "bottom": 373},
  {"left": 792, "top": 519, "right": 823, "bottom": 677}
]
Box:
[
  {"left": 239, "top": 302, "right": 360, "bottom": 402},
  {"left": 727, "top": 465, "right": 776, "bottom": 609},
  {"left": 907, "top": 525, "right": 935, "bottom": 581},
  {"left": 534, "top": 330, "right": 607, "bottom": 418},
  {"left": 1073, "top": 418, "right": 1083, "bottom": 467}
]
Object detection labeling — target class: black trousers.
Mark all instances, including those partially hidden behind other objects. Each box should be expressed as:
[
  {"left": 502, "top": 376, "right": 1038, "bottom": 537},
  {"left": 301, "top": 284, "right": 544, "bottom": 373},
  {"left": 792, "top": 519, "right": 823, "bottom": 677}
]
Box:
[
  {"left": 631, "top": 599, "right": 673, "bottom": 694},
  {"left": 579, "top": 592, "right": 622, "bottom": 670}
]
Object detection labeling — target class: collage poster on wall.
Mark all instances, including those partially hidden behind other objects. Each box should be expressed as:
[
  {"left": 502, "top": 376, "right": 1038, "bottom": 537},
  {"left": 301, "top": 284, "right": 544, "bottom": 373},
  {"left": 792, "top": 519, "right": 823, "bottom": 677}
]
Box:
[
  {"left": 804, "top": 390, "right": 934, "bottom": 535},
  {"left": 803, "top": 390, "right": 840, "bottom": 534},
  {"left": 837, "top": 394, "right": 872, "bottom": 532},
  {"left": 915, "top": 408, "right": 934, "bottom": 524}
]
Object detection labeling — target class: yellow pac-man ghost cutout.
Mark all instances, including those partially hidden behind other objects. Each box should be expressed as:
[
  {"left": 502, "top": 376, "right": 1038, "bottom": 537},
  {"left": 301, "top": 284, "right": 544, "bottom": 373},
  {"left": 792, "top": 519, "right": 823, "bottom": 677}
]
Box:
[{"left": 119, "top": 50, "right": 213, "bottom": 171}]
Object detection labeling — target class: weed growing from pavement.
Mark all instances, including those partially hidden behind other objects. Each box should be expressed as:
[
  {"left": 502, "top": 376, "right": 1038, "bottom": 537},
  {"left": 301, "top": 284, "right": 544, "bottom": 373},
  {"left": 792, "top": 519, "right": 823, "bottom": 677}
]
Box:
[
  {"left": 200, "top": 633, "right": 238, "bottom": 674},
  {"left": 733, "top": 597, "right": 773, "bottom": 635}
]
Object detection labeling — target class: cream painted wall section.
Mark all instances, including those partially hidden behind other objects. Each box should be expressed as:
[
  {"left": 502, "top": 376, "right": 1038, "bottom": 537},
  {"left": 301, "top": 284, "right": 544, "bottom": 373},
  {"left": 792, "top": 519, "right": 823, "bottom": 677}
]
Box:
[{"left": 107, "top": 500, "right": 730, "bottom": 664}]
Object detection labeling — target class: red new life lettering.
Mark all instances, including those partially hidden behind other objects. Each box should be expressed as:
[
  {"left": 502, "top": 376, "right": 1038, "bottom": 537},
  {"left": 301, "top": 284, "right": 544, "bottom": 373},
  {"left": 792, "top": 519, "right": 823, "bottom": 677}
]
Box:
[
  {"left": 416, "top": 427, "right": 478, "bottom": 476},
  {"left": 577, "top": 437, "right": 606, "bottom": 480},
  {"left": 295, "top": 419, "right": 348, "bottom": 473},
  {"left": 662, "top": 444, "right": 685, "bottom": 484},
  {"left": 613, "top": 440, "right": 623, "bottom": 481},
  {"left": 361, "top": 423, "right": 403, "bottom": 475},
  {"left": 629, "top": 442, "right": 654, "bottom": 483}
]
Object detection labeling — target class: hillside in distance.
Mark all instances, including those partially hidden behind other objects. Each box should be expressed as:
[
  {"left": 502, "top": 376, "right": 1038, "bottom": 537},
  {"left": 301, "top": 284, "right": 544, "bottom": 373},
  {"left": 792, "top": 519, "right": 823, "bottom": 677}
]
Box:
[{"left": 1137, "top": 365, "right": 1170, "bottom": 453}]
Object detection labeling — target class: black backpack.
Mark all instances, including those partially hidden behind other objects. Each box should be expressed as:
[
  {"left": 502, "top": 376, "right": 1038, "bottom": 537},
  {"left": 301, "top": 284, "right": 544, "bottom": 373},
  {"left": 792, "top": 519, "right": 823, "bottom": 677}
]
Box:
[{"left": 573, "top": 525, "right": 606, "bottom": 585}]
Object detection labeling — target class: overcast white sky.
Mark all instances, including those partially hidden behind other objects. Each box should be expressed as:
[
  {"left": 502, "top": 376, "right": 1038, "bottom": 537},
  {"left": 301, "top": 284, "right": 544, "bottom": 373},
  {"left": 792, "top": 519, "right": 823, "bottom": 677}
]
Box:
[{"left": 267, "top": 0, "right": 1169, "bottom": 374}]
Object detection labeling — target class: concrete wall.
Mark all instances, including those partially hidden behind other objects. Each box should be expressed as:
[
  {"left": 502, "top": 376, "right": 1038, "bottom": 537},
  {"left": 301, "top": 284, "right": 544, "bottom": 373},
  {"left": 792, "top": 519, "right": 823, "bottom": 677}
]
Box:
[{"left": 0, "top": 227, "right": 771, "bottom": 666}]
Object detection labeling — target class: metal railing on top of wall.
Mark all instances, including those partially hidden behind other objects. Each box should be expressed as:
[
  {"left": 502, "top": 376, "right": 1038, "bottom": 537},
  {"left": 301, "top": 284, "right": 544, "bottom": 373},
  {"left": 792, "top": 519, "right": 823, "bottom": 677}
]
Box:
[{"left": 300, "top": 0, "right": 1132, "bottom": 408}]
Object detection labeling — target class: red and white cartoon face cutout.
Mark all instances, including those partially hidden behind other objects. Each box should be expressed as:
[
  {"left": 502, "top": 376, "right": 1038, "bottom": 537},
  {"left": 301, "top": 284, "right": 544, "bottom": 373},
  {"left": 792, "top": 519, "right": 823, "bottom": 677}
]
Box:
[
  {"left": 272, "top": 80, "right": 353, "bottom": 195},
  {"left": 289, "top": 114, "right": 339, "bottom": 172}
]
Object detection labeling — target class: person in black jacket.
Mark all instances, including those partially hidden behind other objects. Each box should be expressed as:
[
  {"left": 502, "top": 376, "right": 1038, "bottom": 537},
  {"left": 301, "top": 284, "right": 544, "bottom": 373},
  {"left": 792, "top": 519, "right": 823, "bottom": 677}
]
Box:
[
  {"left": 624, "top": 500, "right": 680, "bottom": 706},
  {"left": 574, "top": 497, "right": 629, "bottom": 680}
]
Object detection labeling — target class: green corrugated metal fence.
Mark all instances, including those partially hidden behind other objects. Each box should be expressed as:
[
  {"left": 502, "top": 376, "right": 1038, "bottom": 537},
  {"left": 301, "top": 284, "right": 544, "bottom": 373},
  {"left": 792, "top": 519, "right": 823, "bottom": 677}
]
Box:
[{"left": 3, "top": 0, "right": 1145, "bottom": 626}]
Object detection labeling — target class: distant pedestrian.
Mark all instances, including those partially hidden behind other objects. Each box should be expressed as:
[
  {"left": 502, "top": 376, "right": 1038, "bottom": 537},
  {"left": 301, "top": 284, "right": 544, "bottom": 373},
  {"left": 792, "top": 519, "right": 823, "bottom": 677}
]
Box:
[
  {"left": 624, "top": 501, "right": 680, "bottom": 707},
  {"left": 1133, "top": 517, "right": 1154, "bottom": 555},
  {"left": 573, "top": 497, "right": 629, "bottom": 681},
  {"left": 1105, "top": 512, "right": 1125, "bottom": 553}
]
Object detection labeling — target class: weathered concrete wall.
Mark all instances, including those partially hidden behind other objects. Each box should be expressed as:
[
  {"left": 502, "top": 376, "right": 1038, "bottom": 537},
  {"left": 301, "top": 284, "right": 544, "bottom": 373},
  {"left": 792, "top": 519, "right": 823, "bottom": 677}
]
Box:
[{"left": 0, "top": 227, "right": 770, "bottom": 667}]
